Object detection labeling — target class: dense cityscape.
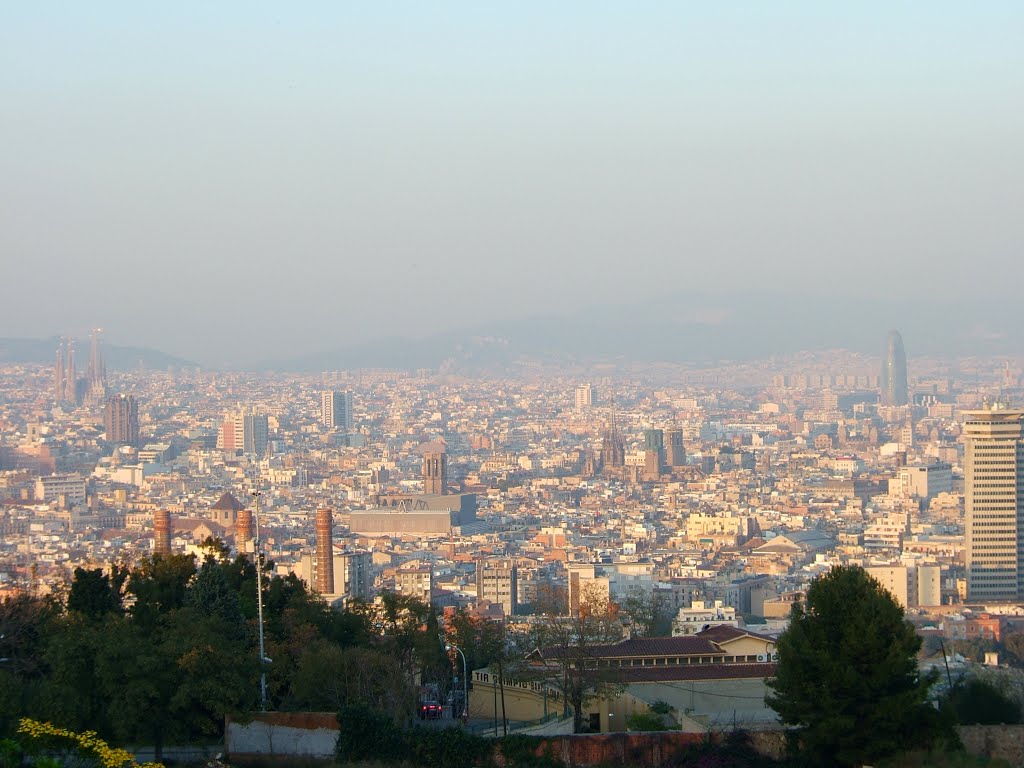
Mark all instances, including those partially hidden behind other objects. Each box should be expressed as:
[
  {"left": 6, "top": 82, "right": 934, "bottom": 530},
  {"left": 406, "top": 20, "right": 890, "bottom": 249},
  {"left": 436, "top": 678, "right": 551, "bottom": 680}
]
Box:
[
  {"left": 3, "top": 329, "right": 1023, "bottom": 751},
  {"left": 5, "top": 4, "right": 1023, "bottom": 764}
]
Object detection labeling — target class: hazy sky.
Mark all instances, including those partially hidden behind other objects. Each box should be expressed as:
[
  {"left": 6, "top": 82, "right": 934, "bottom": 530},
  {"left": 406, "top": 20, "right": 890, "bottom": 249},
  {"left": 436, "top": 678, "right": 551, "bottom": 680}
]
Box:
[{"left": 2, "top": 3, "right": 1022, "bottom": 366}]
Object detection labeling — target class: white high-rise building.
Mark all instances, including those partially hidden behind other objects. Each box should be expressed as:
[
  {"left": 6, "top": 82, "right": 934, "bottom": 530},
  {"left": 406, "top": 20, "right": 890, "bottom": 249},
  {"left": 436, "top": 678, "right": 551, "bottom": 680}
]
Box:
[
  {"left": 575, "top": 384, "right": 594, "bottom": 411},
  {"left": 918, "top": 565, "right": 942, "bottom": 607},
  {"left": 217, "top": 407, "right": 269, "bottom": 456},
  {"left": 321, "top": 390, "right": 354, "bottom": 430},
  {"left": 964, "top": 405, "right": 1024, "bottom": 602}
]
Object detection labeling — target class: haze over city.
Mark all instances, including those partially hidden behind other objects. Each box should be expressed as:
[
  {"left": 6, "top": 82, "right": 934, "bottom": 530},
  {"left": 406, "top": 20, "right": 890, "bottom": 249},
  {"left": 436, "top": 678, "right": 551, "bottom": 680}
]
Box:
[
  {"left": 7, "top": 6, "right": 1024, "bottom": 766},
  {"left": 4, "top": 3, "right": 1024, "bottom": 368}
]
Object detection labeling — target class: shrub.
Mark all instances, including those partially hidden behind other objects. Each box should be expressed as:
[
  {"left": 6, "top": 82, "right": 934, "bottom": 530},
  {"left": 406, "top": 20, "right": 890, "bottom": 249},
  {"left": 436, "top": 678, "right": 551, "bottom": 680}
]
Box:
[
  {"left": 336, "top": 707, "right": 495, "bottom": 768},
  {"left": 497, "top": 734, "right": 560, "bottom": 768},
  {"left": 665, "top": 731, "right": 779, "bottom": 768},
  {"left": 17, "top": 718, "right": 163, "bottom": 768},
  {"left": 942, "top": 678, "right": 1023, "bottom": 726},
  {"left": 335, "top": 707, "right": 406, "bottom": 764},
  {"left": 625, "top": 712, "right": 668, "bottom": 732}
]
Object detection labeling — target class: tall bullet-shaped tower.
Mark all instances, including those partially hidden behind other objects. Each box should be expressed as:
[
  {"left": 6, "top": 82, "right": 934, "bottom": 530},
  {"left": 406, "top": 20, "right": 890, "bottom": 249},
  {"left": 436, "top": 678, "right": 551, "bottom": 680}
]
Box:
[
  {"left": 316, "top": 508, "right": 335, "bottom": 594},
  {"left": 881, "top": 330, "right": 909, "bottom": 406}
]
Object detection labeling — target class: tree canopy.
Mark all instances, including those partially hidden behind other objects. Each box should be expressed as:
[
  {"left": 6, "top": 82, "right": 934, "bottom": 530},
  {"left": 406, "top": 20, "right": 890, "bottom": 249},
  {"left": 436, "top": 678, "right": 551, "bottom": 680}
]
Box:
[
  {"left": 0, "top": 545, "right": 462, "bottom": 754},
  {"left": 766, "top": 565, "right": 954, "bottom": 766},
  {"left": 523, "top": 583, "right": 624, "bottom": 733}
]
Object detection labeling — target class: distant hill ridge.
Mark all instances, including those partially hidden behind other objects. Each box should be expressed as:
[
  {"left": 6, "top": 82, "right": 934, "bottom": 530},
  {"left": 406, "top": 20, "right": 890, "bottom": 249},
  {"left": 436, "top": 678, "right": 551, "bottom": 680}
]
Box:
[
  {"left": 0, "top": 337, "right": 195, "bottom": 370},
  {"left": 254, "top": 293, "right": 1024, "bottom": 372}
]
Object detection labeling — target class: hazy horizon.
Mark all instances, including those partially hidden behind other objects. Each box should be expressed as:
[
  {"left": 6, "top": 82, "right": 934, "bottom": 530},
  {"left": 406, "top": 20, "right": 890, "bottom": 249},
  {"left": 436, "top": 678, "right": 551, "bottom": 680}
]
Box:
[{"left": 4, "top": 3, "right": 1023, "bottom": 366}]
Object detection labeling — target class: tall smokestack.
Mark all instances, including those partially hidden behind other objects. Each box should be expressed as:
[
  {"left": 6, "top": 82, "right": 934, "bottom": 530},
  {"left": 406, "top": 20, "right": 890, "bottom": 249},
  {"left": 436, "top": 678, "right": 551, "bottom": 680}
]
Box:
[
  {"left": 316, "top": 508, "right": 334, "bottom": 594},
  {"left": 154, "top": 509, "right": 172, "bottom": 556},
  {"left": 236, "top": 509, "right": 253, "bottom": 553}
]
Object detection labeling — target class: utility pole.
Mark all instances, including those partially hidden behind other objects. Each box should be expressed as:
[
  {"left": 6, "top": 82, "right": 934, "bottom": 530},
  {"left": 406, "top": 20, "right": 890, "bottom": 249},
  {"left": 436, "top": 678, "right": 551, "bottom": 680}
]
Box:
[
  {"left": 253, "top": 486, "right": 269, "bottom": 710},
  {"left": 446, "top": 643, "right": 469, "bottom": 724}
]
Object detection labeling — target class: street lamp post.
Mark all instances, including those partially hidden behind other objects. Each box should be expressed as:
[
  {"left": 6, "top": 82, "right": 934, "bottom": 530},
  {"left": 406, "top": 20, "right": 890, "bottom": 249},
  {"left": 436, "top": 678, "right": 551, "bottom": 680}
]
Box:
[
  {"left": 252, "top": 488, "right": 269, "bottom": 710},
  {"left": 446, "top": 643, "right": 468, "bottom": 723}
]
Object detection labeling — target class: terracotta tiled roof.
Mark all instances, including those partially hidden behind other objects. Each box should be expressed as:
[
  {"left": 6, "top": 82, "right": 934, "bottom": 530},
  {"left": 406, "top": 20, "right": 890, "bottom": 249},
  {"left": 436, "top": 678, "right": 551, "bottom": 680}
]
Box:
[
  {"left": 595, "top": 636, "right": 724, "bottom": 658},
  {"left": 211, "top": 492, "right": 244, "bottom": 511},
  {"left": 418, "top": 440, "right": 448, "bottom": 454}
]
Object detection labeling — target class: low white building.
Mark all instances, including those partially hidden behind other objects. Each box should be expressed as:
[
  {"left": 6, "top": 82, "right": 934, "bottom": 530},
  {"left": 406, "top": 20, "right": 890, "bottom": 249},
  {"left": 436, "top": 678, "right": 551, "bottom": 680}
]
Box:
[
  {"left": 35, "top": 473, "right": 87, "bottom": 505},
  {"left": 672, "top": 600, "right": 739, "bottom": 636}
]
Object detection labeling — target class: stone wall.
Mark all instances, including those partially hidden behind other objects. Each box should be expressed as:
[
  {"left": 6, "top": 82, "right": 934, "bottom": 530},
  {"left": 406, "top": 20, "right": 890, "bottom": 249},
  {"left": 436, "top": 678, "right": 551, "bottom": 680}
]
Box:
[
  {"left": 522, "top": 732, "right": 707, "bottom": 767},
  {"left": 223, "top": 713, "right": 1024, "bottom": 767},
  {"left": 958, "top": 724, "right": 1024, "bottom": 766}
]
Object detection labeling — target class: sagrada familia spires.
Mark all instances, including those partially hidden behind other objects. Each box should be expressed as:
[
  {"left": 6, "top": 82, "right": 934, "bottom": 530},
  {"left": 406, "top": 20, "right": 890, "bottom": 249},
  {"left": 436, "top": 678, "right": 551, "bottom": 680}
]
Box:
[
  {"left": 54, "top": 337, "right": 77, "bottom": 403},
  {"left": 54, "top": 329, "right": 107, "bottom": 405},
  {"left": 85, "top": 328, "right": 107, "bottom": 404}
]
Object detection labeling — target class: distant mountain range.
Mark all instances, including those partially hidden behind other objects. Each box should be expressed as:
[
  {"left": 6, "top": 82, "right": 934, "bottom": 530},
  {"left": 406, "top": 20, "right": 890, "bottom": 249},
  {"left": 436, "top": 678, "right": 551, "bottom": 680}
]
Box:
[
  {"left": 0, "top": 337, "right": 196, "bottom": 370},
  {"left": 4, "top": 294, "right": 1018, "bottom": 374},
  {"left": 255, "top": 292, "right": 1024, "bottom": 372}
]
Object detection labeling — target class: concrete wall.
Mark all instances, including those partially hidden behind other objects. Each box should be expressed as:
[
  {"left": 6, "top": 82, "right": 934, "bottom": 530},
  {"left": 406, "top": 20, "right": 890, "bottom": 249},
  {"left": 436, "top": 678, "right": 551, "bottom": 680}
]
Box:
[
  {"left": 626, "top": 679, "right": 778, "bottom": 731},
  {"left": 225, "top": 713, "right": 339, "bottom": 760},
  {"left": 515, "top": 717, "right": 576, "bottom": 736}
]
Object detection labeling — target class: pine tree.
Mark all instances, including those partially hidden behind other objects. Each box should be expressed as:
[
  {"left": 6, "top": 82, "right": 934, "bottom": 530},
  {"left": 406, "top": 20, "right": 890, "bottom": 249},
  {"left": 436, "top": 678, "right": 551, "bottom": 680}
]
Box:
[{"left": 766, "top": 565, "right": 954, "bottom": 766}]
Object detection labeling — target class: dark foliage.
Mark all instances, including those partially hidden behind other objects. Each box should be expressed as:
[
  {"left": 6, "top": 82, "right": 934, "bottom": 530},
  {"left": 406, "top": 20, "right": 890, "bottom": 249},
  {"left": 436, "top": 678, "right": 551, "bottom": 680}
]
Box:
[
  {"left": 943, "top": 678, "right": 1023, "bottom": 725},
  {"left": 766, "top": 566, "right": 956, "bottom": 767},
  {"left": 665, "top": 731, "right": 780, "bottom": 768}
]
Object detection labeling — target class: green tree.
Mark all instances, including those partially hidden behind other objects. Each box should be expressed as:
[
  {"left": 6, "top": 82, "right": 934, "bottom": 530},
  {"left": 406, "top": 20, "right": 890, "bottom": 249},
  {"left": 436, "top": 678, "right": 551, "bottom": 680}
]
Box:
[
  {"left": 0, "top": 595, "right": 58, "bottom": 736},
  {"left": 625, "top": 711, "right": 669, "bottom": 731},
  {"left": 617, "top": 587, "right": 671, "bottom": 638},
  {"left": 95, "top": 617, "right": 178, "bottom": 760},
  {"left": 291, "top": 640, "right": 411, "bottom": 718},
  {"left": 1003, "top": 632, "right": 1024, "bottom": 667},
  {"left": 766, "top": 566, "right": 954, "bottom": 766},
  {"left": 66, "top": 567, "right": 126, "bottom": 620},
  {"left": 186, "top": 557, "right": 245, "bottom": 632},
  {"left": 96, "top": 550, "right": 258, "bottom": 756},
  {"left": 445, "top": 608, "right": 503, "bottom": 673},
  {"left": 34, "top": 615, "right": 110, "bottom": 736},
  {"left": 162, "top": 606, "right": 259, "bottom": 742},
  {"left": 943, "top": 676, "right": 1022, "bottom": 725},
  {"left": 126, "top": 553, "right": 196, "bottom": 628},
  {"left": 376, "top": 591, "right": 437, "bottom": 691}
]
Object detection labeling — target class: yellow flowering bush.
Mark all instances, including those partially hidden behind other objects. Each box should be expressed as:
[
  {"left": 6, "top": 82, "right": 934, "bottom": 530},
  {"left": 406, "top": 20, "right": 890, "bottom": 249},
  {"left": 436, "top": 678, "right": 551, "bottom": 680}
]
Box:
[{"left": 17, "top": 719, "right": 163, "bottom": 768}]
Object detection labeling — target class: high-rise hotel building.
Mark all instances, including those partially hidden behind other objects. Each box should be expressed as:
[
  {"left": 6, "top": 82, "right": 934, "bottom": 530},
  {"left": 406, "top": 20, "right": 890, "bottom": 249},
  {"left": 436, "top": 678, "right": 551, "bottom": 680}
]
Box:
[
  {"left": 964, "top": 405, "right": 1024, "bottom": 602},
  {"left": 575, "top": 384, "right": 594, "bottom": 411},
  {"left": 218, "top": 407, "right": 269, "bottom": 456},
  {"left": 104, "top": 393, "right": 139, "bottom": 446},
  {"left": 321, "top": 390, "right": 354, "bottom": 430}
]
